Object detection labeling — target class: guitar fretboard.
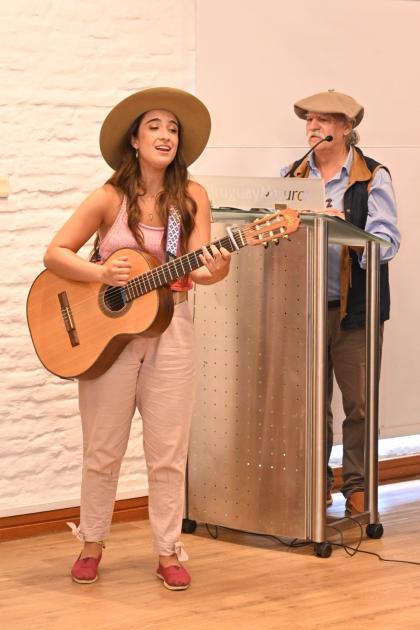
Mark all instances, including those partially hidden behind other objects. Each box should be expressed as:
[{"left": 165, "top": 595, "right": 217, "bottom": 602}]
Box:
[{"left": 123, "top": 227, "right": 245, "bottom": 302}]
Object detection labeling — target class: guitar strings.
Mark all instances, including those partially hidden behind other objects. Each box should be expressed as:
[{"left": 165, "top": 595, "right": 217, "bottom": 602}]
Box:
[
  {"left": 84, "top": 219, "right": 287, "bottom": 312},
  {"left": 54, "top": 234, "right": 232, "bottom": 318},
  {"left": 39, "top": 221, "right": 285, "bottom": 318},
  {"left": 30, "top": 219, "right": 292, "bottom": 363},
  {"left": 34, "top": 218, "right": 290, "bottom": 331}
]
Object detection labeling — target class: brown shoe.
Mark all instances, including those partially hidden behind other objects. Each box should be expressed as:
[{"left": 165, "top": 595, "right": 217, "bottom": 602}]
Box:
[{"left": 345, "top": 491, "right": 365, "bottom": 516}]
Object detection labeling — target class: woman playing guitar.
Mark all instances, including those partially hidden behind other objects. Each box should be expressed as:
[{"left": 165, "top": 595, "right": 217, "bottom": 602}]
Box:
[{"left": 43, "top": 87, "right": 231, "bottom": 590}]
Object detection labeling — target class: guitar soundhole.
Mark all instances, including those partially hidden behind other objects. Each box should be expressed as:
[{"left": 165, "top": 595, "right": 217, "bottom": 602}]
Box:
[{"left": 103, "top": 286, "right": 127, "bottom": 313}]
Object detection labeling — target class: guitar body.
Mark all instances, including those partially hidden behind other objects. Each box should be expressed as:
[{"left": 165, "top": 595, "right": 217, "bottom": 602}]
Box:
[{"left": 26, "top": 249, "right": 174, "bottom": 380}]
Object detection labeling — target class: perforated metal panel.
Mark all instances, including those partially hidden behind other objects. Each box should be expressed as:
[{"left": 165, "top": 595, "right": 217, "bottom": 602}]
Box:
[{"left": 187, "top": 221, "right": 310, "bottom": 538}]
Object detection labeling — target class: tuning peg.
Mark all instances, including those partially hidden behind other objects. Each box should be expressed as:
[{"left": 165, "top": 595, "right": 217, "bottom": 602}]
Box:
[
  {"left": 273, "top": 238, "right": 280, "bottom": 246},
  {"left": 263, "top": 241, "right": 269, "bottom": 249}
]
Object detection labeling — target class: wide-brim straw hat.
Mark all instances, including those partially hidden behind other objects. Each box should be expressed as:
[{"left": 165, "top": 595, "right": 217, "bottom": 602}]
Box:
[
  {"left": 99, "top": 87, "right": 211, "bottom": 170},
  {"left": 294, "top": 90, "right": 364, "bottom": 127}
]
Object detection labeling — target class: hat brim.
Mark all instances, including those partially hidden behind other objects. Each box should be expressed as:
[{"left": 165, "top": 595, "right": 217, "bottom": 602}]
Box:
[
  {"left": 100, "top": 87, "right": 211, "bottom": 170},
  {"left": 294, "top": 104, "right": 364, "bottom": 127}
]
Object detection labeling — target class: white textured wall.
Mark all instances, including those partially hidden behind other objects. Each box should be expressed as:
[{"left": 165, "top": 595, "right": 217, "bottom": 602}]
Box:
[{"left": 0, "top": 0, "right": 196, "bottom": 516}]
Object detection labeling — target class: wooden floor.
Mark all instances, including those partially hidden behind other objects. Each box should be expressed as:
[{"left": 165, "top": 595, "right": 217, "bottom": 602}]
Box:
[{"left": 2, "top": 480, "right": 420, "bottom": 630}]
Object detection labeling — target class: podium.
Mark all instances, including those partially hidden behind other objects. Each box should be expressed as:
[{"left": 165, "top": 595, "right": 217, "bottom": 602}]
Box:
[{"left": 185, "top": 211, "right": 388, "bottom": 556}]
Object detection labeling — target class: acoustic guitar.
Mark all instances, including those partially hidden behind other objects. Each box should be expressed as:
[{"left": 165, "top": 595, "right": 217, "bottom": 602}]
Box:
[{"left": 26, "top": 209, "right": 300, "bottom": 380}]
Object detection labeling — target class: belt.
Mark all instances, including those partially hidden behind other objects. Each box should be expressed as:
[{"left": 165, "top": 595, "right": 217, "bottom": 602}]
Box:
[
  {"left": 328, "top": 300, "right": 340, "bottom": 309},
  {"left": 172, "top": 291, "right": 188, "bottom": 305}
]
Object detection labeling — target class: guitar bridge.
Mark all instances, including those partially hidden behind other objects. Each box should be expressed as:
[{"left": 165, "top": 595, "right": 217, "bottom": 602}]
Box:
[{"left": 58, "top": 291, "right": 80, "bottom": 347}]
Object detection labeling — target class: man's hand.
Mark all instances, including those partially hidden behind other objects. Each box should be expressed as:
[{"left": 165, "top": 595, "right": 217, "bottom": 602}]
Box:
[{"left": 306, "top": 208, "right": 345, "bottom": 220}]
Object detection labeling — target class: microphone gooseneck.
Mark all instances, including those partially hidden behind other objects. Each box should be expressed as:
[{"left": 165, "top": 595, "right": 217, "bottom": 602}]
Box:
[{"left": 283, "top": 135, "right": 333, "bottom": 177}]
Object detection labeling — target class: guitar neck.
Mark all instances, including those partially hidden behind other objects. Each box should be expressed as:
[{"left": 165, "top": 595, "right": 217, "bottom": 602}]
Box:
[{"left": 124, "top": 227, "right": 245, "bottom": 301}]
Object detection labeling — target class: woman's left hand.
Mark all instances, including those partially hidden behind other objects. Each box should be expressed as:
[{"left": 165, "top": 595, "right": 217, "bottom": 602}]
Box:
[{"left": 199, "top": 244, "right": 231, "bottom": 280}]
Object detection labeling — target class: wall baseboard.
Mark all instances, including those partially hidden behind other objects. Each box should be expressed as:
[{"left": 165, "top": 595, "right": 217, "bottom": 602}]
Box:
[
  {"left": 0, "top": 496, "right": 148, "bottom": 542},
  {"left": 2, "top": 455, "right": 420, "bottom": 542},
  {"left": 332, "top": 454, "right": 420, "bottom": 489}
]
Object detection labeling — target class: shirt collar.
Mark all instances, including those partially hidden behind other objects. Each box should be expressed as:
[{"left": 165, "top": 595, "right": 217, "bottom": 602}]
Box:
[{"left": 308, "top": 146, "right": 354, "bottom": 179}]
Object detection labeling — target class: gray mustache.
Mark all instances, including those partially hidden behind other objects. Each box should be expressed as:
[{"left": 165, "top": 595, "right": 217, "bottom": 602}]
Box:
[{"left": 307, "top": 131, "right": 324, "bottom": 141}]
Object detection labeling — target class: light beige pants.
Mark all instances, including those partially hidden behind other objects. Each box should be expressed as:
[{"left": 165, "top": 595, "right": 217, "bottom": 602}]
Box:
[{"left": 77, "top": 301, "right": 196, "bottom": 556}]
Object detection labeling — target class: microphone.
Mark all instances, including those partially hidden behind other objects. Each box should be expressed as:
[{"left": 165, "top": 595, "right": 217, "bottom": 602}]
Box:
[{"left": 283, "top": 135, "right": 333, "bottom": 177}]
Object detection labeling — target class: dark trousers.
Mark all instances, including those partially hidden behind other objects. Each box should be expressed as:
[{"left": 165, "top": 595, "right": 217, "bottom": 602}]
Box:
[{"left": 326, "top": 306, "right": 383, "bottom": 498}]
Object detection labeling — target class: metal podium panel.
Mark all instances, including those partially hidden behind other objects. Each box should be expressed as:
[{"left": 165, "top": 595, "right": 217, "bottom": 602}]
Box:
[{"left": 187, "top": 221, "right": 310, "bottom": 538}]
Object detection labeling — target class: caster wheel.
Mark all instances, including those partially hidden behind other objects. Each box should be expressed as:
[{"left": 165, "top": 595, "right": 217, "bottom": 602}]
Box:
[
  {"left": 182, "top": 518, "right": 197, "bottom": 534},
  {"left": 314, "top": 542, "right": 332, "bottom": 558},
  {"left": 366, "top": 523, "right": 384, "bottom": 539}
]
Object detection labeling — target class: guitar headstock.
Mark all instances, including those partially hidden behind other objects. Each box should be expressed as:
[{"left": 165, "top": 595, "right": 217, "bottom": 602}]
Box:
[{"left": 242, "top": 209, "right": 300, "bottom": 247}]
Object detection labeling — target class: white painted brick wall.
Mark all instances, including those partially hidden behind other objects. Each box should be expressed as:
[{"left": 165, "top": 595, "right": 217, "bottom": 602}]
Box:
[{"left": 0, "top": 0, "right": 196, "bottom": 516}]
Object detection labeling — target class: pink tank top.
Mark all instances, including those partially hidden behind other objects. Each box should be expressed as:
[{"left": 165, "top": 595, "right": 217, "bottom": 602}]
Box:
[{"left": 98, "top": 196, "right": 192, "bottom": 292}]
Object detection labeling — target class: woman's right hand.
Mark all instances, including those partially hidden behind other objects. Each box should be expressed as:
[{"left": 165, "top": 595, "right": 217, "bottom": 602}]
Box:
[{"left": 100, "top": 256, "right": 132, "bottom": 286}]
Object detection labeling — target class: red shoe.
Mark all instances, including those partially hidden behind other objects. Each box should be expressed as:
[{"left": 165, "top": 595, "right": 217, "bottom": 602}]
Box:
[
  {"left": 156, "top": 563, "right": 191, "bottom": 591},
  {"left": 71, "top": 553, "right": 102, "bottom": 584}
]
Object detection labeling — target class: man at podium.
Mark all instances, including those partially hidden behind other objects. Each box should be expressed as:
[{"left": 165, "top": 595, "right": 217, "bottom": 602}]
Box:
[{"left": 280, "top": 90, "right": 400, "bottom": 515}]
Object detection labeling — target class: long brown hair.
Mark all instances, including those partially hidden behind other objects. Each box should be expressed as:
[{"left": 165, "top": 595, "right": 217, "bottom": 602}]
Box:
[{"left": 92, "top": 114, "right": 197, "bottom": 260}]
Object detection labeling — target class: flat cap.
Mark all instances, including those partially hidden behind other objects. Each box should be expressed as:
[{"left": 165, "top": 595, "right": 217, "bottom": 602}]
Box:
[{"left": 294, "top": 89, "right": 364, "bottom": 127}]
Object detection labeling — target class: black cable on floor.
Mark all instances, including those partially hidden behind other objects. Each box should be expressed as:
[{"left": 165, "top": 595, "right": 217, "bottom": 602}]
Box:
[
  {"left": 328, "top": 516, "right": 420, "bottom": 566},
  {"left": 205, "top": 519, "right": 420, "bottom": 566},
  {"left": 205, "top": 523, "right": 312, "bottom": 548},
  {"left": 205, "top": 523, "right": 219, "bottom": 539},
  {"left": 332, "top": 545, "right": 420, "bottom": 567},
  {"left": 328, "top": 515, "right": 364, "bottom": 557}
]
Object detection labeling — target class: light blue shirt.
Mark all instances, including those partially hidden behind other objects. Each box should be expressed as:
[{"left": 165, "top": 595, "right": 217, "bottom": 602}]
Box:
[{"left": 280, "top": 148, "right": 401, "bottom": 300}]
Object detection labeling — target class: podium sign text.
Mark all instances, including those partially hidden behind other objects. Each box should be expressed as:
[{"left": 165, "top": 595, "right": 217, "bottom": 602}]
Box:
[{"left": 195, "top": 175, "right": 325, "bottom": 211}]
